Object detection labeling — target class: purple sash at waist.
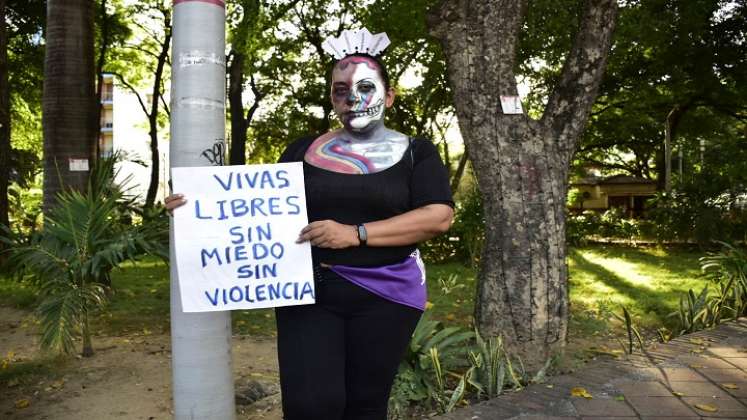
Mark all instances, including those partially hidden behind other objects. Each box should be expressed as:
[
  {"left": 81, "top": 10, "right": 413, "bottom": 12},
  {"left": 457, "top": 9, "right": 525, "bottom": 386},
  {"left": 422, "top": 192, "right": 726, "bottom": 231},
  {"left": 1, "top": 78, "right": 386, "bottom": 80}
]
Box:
[{"left": 330, "top": 250, "right": 427, "bottom": 311}]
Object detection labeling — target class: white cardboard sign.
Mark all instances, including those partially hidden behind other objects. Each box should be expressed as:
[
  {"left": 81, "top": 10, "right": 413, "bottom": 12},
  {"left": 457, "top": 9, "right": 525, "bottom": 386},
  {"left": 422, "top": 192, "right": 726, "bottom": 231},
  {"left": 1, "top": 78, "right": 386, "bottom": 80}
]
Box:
[
  {"left": 69, "top": 158, "right": 89, "bottom": 172},
  {"left": 171, "top": 162, "right": 315, "bottom": 312},
  {"left": 500, "top": 95, "right": 524, "bottom": 115}
]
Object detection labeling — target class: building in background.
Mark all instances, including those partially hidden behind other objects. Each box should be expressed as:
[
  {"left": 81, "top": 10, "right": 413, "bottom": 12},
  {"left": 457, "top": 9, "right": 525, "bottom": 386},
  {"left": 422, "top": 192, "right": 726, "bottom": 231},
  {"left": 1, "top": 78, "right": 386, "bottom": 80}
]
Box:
[
  {"left": 98, "top": 73, "right": 170, "bottom": 204},
  {"left": 570, "top": 174, "right": 658, "bottom": 218}
]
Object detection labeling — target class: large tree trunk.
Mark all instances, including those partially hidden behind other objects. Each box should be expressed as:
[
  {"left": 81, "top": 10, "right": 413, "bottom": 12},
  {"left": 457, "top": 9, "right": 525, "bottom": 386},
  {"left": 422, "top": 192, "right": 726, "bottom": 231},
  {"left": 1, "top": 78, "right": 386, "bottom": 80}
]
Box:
[
  {"left": 0, "top": 0, "right": 10, "bottom": 233},
  {"left": 429, "top": 0, "right": 617, "bottom": 367},
  {"left": 43, "top": 0, "right": 96, "bottom": 212}
]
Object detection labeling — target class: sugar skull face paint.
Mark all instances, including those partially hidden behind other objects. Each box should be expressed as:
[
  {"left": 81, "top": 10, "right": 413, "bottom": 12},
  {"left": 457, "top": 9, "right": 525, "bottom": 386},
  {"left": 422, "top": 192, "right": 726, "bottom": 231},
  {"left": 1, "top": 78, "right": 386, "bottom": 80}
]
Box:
[{"left": 331, "top": 56, "right": 389, "bottom": 133}]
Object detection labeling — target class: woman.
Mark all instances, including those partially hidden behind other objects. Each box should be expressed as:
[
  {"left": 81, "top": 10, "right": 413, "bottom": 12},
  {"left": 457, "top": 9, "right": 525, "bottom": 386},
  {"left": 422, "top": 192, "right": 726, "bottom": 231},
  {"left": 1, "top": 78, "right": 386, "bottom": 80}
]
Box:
[{"left": 166, "top": 29, "right": 453, "bottom": 420}]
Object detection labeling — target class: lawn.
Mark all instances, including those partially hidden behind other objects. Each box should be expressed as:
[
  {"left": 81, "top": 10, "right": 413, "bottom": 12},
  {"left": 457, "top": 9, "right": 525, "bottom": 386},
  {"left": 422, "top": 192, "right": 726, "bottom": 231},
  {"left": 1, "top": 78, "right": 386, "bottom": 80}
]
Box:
[
  {"left": 425, "top": 245, "right": 708, "bottom": 342},
  {"left": 0, "top": 244, "right": 710, "bottom": 341},
  {"left": 567, "top": 245, "right": 707, "bottom": 338}
]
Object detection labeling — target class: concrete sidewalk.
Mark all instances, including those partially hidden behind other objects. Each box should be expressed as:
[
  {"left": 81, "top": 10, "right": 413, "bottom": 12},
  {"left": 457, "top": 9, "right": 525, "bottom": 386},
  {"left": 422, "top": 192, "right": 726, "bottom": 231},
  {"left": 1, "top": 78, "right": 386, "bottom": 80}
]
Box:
[{"left": 438, "top": 320, "right": 747, "bottom": 419}]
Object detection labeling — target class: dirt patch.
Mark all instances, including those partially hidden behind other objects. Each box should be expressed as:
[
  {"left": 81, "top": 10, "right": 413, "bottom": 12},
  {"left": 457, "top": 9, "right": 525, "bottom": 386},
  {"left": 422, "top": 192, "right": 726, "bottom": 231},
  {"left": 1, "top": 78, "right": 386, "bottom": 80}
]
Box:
[{"left": 0, "top": 307, "right": 283, "bottom": 420}]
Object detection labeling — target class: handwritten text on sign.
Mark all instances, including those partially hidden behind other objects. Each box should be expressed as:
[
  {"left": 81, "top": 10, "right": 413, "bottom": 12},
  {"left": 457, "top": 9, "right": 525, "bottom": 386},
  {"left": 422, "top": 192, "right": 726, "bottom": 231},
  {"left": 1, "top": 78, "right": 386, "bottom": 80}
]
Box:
[{"left": 172, "top": 163, "right": 314, "bottom": 312}]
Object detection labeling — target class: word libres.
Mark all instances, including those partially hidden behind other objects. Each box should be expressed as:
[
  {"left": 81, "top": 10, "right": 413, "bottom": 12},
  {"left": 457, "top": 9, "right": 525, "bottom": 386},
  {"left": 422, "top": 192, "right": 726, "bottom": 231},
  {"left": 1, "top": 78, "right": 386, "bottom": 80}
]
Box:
[{"left": 193, "top": 169, "right": 301, "bottom": 220}]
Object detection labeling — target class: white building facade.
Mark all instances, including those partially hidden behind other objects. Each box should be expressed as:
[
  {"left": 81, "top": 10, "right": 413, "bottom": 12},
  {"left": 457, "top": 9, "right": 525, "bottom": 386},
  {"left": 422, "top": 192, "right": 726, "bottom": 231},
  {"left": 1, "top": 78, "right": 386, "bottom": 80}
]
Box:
[{"left": 99, "top": 73, "right": 170, "bottom": 204}]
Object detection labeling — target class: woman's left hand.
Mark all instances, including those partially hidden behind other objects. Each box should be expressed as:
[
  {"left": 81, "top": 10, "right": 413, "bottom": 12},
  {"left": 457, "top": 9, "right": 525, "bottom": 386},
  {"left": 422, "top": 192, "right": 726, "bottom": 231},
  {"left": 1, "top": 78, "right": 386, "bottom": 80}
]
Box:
[{"left": 297, "top": 220, "right": 359, "bottom": 249}]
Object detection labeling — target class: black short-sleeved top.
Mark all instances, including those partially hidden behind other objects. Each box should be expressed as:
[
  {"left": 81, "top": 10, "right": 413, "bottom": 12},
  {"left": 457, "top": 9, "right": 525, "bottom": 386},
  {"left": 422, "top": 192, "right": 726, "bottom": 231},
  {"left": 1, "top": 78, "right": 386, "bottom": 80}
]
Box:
[{"left": 278, "top": 135, "right": 454, "bottom": 267}]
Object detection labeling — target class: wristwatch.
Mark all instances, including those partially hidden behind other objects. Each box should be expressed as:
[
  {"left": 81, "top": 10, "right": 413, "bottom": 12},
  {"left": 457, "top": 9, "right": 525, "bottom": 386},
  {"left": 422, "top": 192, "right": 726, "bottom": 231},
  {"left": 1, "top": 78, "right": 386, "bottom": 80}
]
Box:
[{"left": 356, "top": 224, "right": 367, "bottom": 246}]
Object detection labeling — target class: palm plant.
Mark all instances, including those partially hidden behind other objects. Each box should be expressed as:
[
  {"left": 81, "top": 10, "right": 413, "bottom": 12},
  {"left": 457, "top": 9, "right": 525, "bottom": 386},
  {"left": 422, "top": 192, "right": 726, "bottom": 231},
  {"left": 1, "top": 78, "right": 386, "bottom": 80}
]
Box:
[{"left": 2, "top": 157, "right": 166, "bottom": 356}]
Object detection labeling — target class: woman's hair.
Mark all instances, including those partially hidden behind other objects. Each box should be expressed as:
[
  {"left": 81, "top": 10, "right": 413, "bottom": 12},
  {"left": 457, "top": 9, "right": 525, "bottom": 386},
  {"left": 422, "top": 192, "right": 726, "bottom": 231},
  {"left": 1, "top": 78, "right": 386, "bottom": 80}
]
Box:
[{"left": 329, "top": 53, "right": 391, "bottom": 91}]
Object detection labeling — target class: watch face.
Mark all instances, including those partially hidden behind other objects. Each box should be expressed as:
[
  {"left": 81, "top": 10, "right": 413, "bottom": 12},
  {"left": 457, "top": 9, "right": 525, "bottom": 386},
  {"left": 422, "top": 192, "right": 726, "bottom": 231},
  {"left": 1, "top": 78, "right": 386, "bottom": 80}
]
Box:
[{"left": 358, "top": 224, "right": 367, "bottom": 242}]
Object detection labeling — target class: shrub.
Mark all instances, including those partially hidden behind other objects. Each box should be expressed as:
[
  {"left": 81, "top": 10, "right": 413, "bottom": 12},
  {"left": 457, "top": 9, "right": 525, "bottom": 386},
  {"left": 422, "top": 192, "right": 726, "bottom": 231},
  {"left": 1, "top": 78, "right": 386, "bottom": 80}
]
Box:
[
  {"left": 647, "top": 191, "right": 746, "bottom": 246},
  {"left": 388, "top": 313, "right": 474, "bottom": 418},
  {"left": 566, "top": 210, "right": 602, "bottom": 246},
  {"left": 673, "top": 243, "right": 747, "bottom": 335},
  {"left": 6, "top": 183, "right": 43, "bottom": 243},
  {"left": 1, "top": 157, "right": 167, "bottom": 356},
  {"left": 420, "top": 185, "right": 484, "bottom": 267}
]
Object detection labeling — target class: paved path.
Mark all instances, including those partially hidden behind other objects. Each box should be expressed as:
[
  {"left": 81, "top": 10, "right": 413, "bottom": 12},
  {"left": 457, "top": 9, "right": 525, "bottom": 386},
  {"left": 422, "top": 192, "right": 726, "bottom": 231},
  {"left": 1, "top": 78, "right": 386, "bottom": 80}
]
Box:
[{"left": 438, "top": 320, "right": 747, "bottom": 419}]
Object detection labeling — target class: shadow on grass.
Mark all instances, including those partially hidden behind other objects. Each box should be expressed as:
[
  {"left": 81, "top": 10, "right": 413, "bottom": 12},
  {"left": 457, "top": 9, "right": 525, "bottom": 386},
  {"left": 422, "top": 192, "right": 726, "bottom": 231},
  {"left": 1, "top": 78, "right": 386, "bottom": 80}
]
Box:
[{"left": 569, "top": 249, "right": 677, "bottom": 323}]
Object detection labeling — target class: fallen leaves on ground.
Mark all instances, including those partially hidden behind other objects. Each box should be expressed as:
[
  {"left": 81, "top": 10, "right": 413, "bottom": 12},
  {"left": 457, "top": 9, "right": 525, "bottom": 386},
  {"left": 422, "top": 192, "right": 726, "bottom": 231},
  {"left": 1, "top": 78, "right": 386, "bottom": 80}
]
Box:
[
  {"left": 586, "top": 346, "right": 623, "bottom": 358},
  {"left": 694, "top": 403, "right": 719, "bottom": 412},
  {"left": 571, "top": 387, "right": 592, "bottom": 399},
  {"left": 14, "top": 399, "right": 30, "bottom": 409},
  {"left": 722, "top": 383, "right": 740, "bottom": 390},
  {"left": 1, "top": 351, "right": 14, "bottom": 369}
]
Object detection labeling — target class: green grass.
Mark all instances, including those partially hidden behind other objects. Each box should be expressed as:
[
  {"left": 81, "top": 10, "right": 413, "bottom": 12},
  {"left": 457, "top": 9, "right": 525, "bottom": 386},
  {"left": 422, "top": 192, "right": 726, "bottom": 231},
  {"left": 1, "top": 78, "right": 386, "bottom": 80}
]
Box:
[
  {"left": 101, "top": 257, "right": 277, "bottom": 337},
  {"left": 423, "top": 244, "right": 708, "bottom": 341},
  {"left": 0, "top": 245, "right": 709, "bottom": 341},
  {"left": 97, "top": 258, "right": 171, "bottom": 335},
  {"left": 0, "top": 273, "right": 38, "bottom": 309},
  {"left": 0, "top": 355, "right": 66, "bottom": 387},
  {"left": 568, "top": 245, "right": 706, "bottom": 336},
  {"left": 425, "top": 262, "right": 476, "bottom": 325}
]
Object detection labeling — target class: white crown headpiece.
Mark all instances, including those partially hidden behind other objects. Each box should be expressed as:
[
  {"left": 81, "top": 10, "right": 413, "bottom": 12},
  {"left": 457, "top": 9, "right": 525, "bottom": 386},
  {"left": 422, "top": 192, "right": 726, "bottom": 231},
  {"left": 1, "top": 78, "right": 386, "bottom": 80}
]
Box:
[{"left": 322, "top": 28, "right": 390, "bottom": 60}]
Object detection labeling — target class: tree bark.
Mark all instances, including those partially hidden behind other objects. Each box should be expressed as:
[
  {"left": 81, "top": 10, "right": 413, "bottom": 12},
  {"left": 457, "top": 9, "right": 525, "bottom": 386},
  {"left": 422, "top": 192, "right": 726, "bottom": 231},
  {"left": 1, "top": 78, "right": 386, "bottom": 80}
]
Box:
[
  {"left": 228, "top": 52, "right": 247, "bottom": 165},
  {"left": 228, "top": 56, "right": 263, "bottom": 165},
  {"left": 144, "top": 8, "right": 171, "bottom": 208},
  {"left": 429, "top": 0, "right": 617, "bottom": 367},
  {"left": 43, "top": 0, "right": 96, "bottom": 212},
  {"left": 0, "top": 0, "right": 10, "bottom": 233},
  {"left": 81, "top": 308, "right": 94, "bottom": 357}
]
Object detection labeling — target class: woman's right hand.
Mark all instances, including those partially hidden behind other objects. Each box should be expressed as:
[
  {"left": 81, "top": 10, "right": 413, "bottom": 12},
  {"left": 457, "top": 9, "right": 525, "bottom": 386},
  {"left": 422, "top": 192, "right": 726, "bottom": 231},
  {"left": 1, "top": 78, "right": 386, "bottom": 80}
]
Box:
[{"left": 165, "top": 194, "right": 187, "bottom": 214}]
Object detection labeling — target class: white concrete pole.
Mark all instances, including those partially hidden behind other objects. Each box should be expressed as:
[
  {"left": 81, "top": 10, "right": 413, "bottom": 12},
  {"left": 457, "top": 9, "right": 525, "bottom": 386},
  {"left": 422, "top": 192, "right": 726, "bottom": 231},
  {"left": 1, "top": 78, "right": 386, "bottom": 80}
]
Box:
[{"left": 169, "top": 1, "right": 235, "bottom": 419}]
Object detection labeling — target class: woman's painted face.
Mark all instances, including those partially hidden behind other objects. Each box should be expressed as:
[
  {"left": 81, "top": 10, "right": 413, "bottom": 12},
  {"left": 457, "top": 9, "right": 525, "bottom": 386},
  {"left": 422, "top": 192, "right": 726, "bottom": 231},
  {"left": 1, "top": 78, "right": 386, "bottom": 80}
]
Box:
[{"left": 331, "top": 56, "right": 387, "bottom": 133}]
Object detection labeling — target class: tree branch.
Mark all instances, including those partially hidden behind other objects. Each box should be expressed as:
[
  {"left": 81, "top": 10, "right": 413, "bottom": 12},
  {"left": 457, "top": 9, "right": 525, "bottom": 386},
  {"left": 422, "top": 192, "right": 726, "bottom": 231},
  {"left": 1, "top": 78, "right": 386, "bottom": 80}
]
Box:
[
  {"left": 159, "top": 92, "right": 170, "bottom": 118},
  {"left": 541, "top": 0, "right": 618, "bottom": 163},
  {"left": 122, "top": 44, "right": 160, "bottom": 60},
  {"left": 245, "top": 74, "right": 264, "bottom": 125},
  {"left": 590, "top": 99, "right": 628, "bottom": 116},
  {"left": 109, "top": 72, "right": 150, "bottom": 116}
]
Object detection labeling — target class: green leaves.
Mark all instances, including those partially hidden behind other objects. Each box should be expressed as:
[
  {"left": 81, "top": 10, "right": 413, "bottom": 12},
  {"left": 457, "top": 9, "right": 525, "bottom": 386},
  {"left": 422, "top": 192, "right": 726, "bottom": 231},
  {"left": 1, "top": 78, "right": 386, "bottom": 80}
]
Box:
[
  {"left": 3, "top": 156, "right": 167, "bottom": 355},
  {"left": 671, "top": 242, "right": 747, "bottom": 337},
  {"left": 613, "top": 305, "right": 645, "bottom": 354},
  {"left": 37, "top": 283, "right": 107, "bottom": 355},
  {"left": 468, "top": 332, "right": 511, "bottom": 399},
  {"left": 389, "top": 312, "right": 473, "bottom": 415}
]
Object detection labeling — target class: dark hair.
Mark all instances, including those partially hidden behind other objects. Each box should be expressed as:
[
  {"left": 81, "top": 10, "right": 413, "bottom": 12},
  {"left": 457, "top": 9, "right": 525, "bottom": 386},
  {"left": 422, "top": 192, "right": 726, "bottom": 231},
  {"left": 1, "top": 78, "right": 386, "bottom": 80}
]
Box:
[{"left": 329, "top": 53, "right": 391, "bottom": 90}]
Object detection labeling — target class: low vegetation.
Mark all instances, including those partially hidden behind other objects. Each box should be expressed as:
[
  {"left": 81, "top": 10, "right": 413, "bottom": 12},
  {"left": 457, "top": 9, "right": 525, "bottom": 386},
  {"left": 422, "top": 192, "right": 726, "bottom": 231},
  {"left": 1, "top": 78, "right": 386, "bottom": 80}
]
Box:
[{"left": 3, "top": 242, "right": 730, "bottom": 416}]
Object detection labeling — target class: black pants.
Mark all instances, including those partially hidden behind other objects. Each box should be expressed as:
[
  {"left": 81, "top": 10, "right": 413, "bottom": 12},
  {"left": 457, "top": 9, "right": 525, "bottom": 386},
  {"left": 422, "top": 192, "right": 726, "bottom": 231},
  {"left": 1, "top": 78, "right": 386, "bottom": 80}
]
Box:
[{"left": 275, "top": 267, "right": 422, "bottom": 420}]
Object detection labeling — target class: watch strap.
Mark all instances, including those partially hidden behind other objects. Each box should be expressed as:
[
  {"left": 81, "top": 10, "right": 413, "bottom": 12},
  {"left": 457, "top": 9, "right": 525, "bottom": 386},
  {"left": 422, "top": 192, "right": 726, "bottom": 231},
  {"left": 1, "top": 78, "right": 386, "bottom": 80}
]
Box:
[{"left": 356, "top": 224, "right": 367, "bottom": 246}]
